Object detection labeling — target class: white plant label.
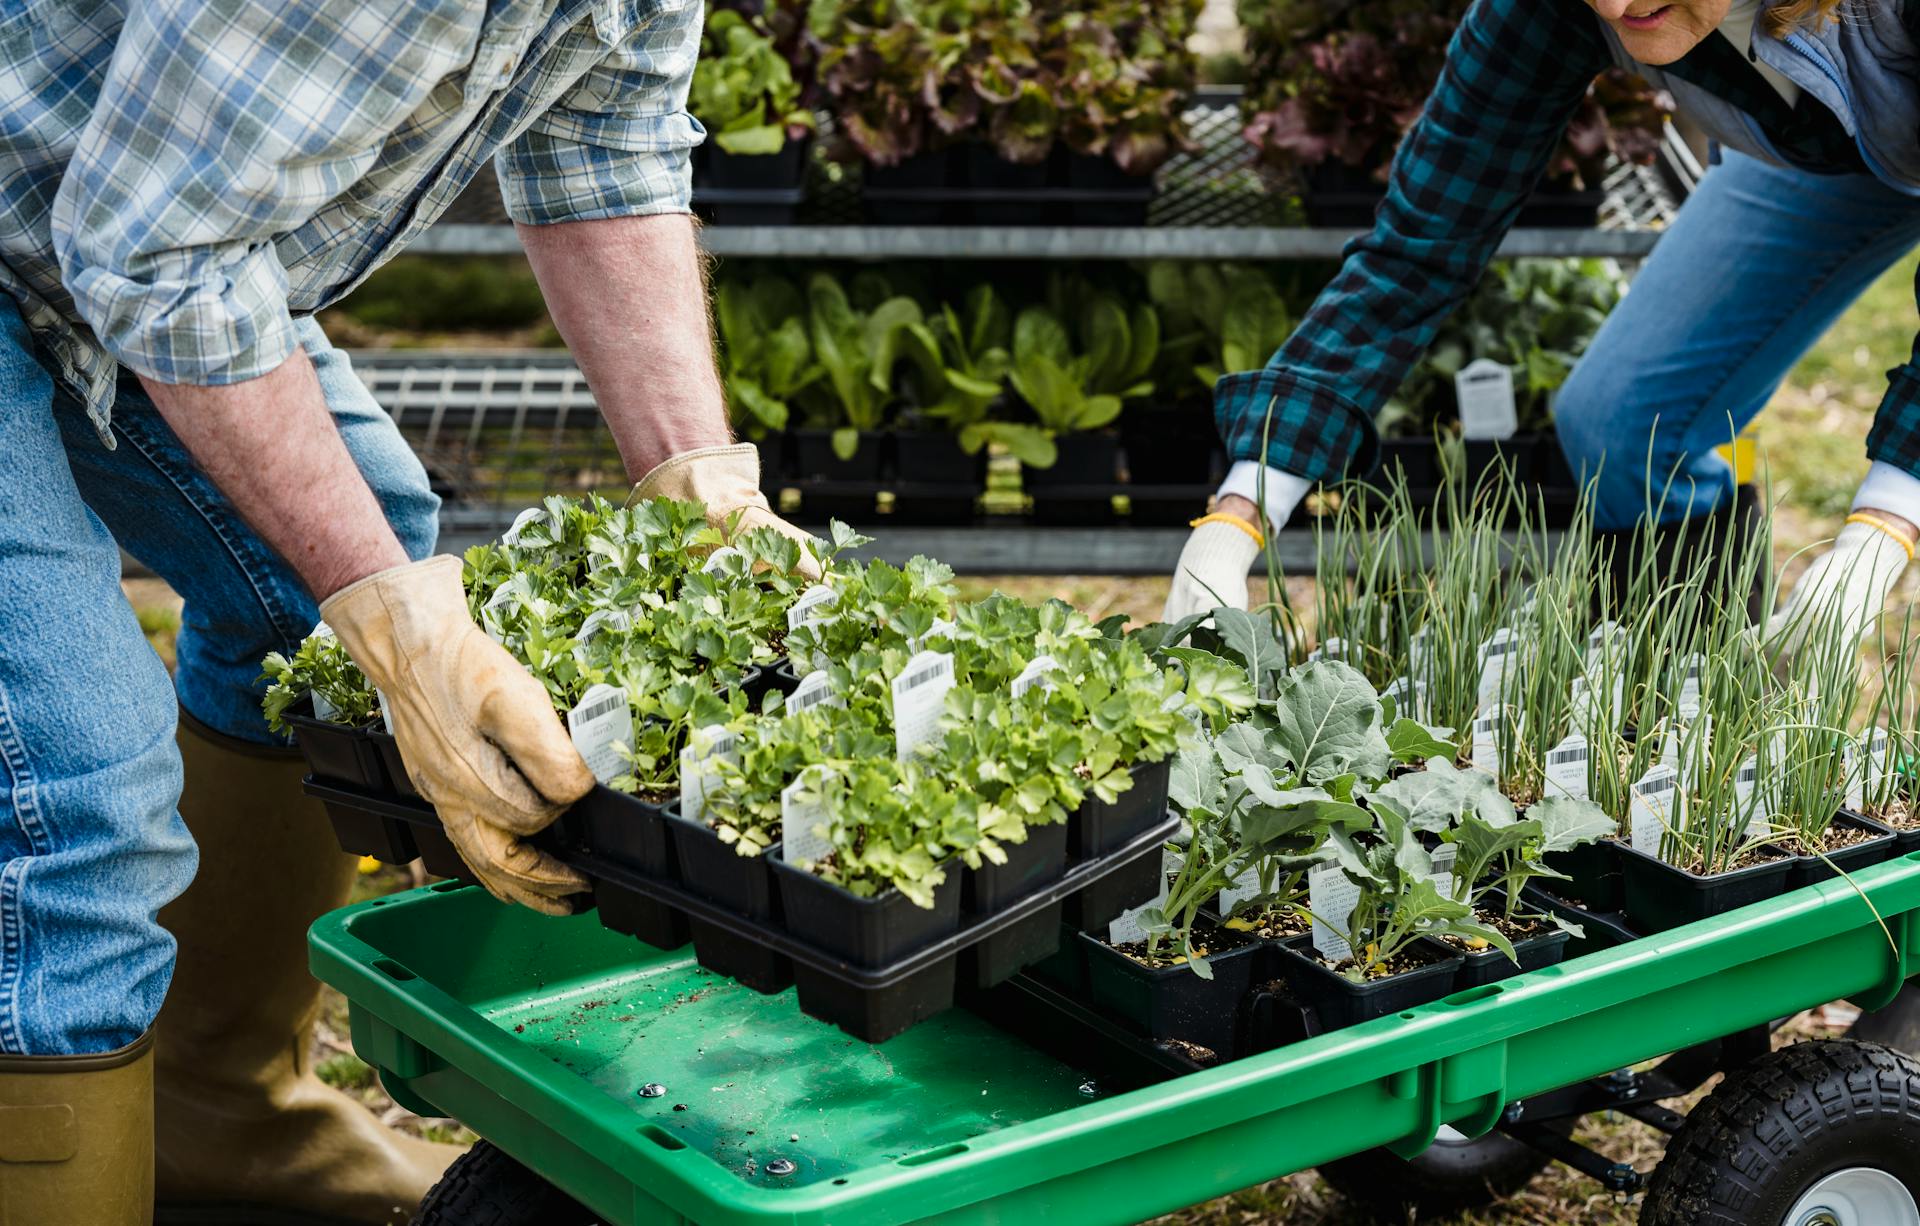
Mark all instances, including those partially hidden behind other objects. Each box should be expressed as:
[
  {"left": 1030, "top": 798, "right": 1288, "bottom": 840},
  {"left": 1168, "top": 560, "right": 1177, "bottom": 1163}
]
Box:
[
  {"left": 1677, "top": 654, "right": 1707, "bottom": 719},
  {"left": 1544, "top": 732, "right": 1591, "bottom": 801},
  {"left": 311, "top": 690, "right": 340, "bottom": 722},
  {"left": 1843, "top": 739, "right": 1865, "bottom": 811},
  {"left": 910, "top": 618, "right": 957, "bottom": 652},
  {"left": 499, "top": 506, "right": 546, "bottom": 547},
  {"left": 1431, "top": 842, "right": 1460, "bottom": 901},
  {"left": 1108, "top": 847, "right": 1180, "bottom": 945},
  {"left": 1408, "top": 625, "right": 1434, "bottom": 677},
  {"left": 787, "top": 668, "right": 844, "bottom": 715},
  {"left": 576, "top": 607, "right": 632, "bottom": 643},
  {"left": 567, "top": 683, "right": 633, "bottom": 786},
  {"left": 1736, "top": 755, "right": 1767, "bottom": 839},
  {"left": 1381, "top": 675, "right": 1418, "bottom": 721},
  {"left": 701, "top": 546, "right": 747, "bottom": 576},
  {"left": 1456, "top": 358, "right": 1519, "bottom": 441},
  {"left": 374, "top": 688, "right": 395, "bottom": 734},
  {"left": 1476, "top": 628, "right": 1520, "bottom": 704},
  {"left": 779, "top": 769, "right": 833, "bottom": 866},
  {"left": 787, "top": 584, "right": 838, "bottom": 630},
  {"left": 1629, "top": 765, "right": 1682, "bottom": 861},
  {"left": 1308, "top": 636, "right": 1347, "bottom": 664},
  {"left": 1864, "top": 728, "right": 1893, "bottom": 800},
  {"left": 1309, "top": 863, "right": 1360, "bottom": 963},
  {"left": 677, "top": 724, "right": 740, "bottom": 825},
  {"left": 891, "top": 651, "right": 956, "bottom": 760},
  {"left": 1678, "top": 714, "right": 1712, "bottom": 791},
  {"left": 1011, "top": 654, "right": 1061, "bottom": 699},
  {"left": 1217, "top": 866, "right": 1262, "bottom": 917},
  {"left": 1471, "top": 712, "right": 1502, "bottom": 778}
]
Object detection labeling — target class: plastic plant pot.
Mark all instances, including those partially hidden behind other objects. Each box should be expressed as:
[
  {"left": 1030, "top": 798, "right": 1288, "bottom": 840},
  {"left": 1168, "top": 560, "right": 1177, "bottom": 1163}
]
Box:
[
  {"left": 1275, "top": 936, "right": 1464, "bottom": 1033},
  {"left": 962, "top": 823, "right": 1071, "bottom": 989},
  {"left": 1063, "top": 153, "right": 1152, "bottom": 226},
  {"left": 792, "top": 429, "right": 883, "bottom": 482},
  {"left": 315, "top": 790, "right": 418, "bottom": 865},
  {"left": 964, "top": 146, "right": 1050, "bottom": 225},
  {"left": 368, "top": 730, "right": 420, "bottom": 800},
  {"left": 862, "top": 150, "right": 960, "bottom": 224},
  {"left": 666, "top": 806, "right": 791, "bottom": 994},
  {"left": 1064, "top": 837, "right": 1164, "bottom": 933},
  {"left": 1082, "top": 930, "right": 1259, "bottom": 1062},
  {"left": 1791, "top": 812, "right": 1899, "bottom": 889},
  {"left": 1377, "top": 437, "right": 1442, "bottom": 491},
  {"left": 411, "top": 822, "right": 479, "bottom": 886},
  {"left": 1462, "top": 438, "right": 1535, "bottom": 488},
  {"left": 588, "top": 877, "right": 690, "bottom": 951},
  {"left": 1619, "top": 843, "right": 1797, "bottom": 935},
  {"left": 752, "top": 433, "right": 792, "bottom": 484},
  {"left": 1444, "top": 894, "right": 1571, "bottom": 990},
  {"left": 1541, "top": 837, "right": 1624, "bottom": 912},
  {"left": 695, "top": 140, "right": 810, "bottom": 193},
  {"left": 1070, "top": 759, "right": 1173, "bottom": 861},
  {"left": 562, "top": 787, "right": 680, "bottom": 883},
  {"left": 285, "top": 700, "right": 390, "bottom": 790},
  {"left": 1520, "top": 884, "right": 1640, "bottom": 959},
  {"left": 1121, "top": 403, "right": 1219, "bottom": 486},
  {"left": 1024, "top": 433, "right": 1120, "bottom": 489},
  {"left": 892, "top": 430, "right": 984, "bottom": 485},
  {"left": 772, "top": 862, "right": 965, "bottom": 1040},
  {"left": 1026, "top": 922, "right": 1091, "bottom": 994}
]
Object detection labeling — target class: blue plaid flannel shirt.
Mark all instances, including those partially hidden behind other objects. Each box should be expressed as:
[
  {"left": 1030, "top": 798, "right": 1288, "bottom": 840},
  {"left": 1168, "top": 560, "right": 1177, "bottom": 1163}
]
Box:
[
  {"left": 2, "top": 0, "right": 702, "bottom": 435},
  {"left": 1216, "top": 0, "right": 1920, "bottom": 486}
]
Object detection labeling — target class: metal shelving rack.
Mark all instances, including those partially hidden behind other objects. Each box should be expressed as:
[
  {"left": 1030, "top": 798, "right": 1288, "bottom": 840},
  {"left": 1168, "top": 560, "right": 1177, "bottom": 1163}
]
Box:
[{"left": 373, "top": 91, "right": 1696, "bottom": 573}]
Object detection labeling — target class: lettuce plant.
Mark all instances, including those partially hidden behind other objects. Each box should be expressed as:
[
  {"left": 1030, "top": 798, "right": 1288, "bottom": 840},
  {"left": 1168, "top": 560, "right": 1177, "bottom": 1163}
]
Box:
[
  {"left": 692, "top": 6, "right": 815, "bottom": 156},
  {"left": 1008, "top": 293, "right": 1159, "bottom": 440},
  {"left": 802, "top": 273, "right": 924, "bottom": 459},
  {"left": 716, "top": 276, "right": 821, "bottom": 438}
]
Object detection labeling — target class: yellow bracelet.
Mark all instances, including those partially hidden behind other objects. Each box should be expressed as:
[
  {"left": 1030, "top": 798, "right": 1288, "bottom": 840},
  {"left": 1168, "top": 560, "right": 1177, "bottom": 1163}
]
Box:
[
  {"left": 1846, "top": 512, "right": 1917, "bottom": 561},
  {"left": 1190, "top": 512, "right": 1265, "bottom": 549}
]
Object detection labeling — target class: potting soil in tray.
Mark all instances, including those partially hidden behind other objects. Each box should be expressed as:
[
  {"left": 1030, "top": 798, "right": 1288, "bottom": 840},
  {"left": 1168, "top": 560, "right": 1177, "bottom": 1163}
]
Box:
[
  {"left": 1786, "top": 813, "right": 1898, "bottom": 889},
  {"left": 1440, "top": 917, "right": 1570, "bottom": 990},
  {"left": 1273, "top": 936, "right": 1464, "bottom": 1034},
  {"left": 1619, "top": 842, "right": 1796, "bottom": 935}
]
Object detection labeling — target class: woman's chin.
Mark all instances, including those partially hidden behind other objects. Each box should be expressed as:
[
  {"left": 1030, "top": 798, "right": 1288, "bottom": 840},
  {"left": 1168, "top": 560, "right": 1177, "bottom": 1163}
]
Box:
[{"left": 1616, "top": 26, "right": 1705, "bottom": 65}]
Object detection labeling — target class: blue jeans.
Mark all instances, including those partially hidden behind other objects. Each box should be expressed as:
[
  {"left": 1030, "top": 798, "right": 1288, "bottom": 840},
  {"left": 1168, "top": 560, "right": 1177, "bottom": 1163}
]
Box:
[
  {"left": 0, "top": 306, "right": 438, "bottom": 1054},
  {"left": 1557, "top": 150, "right": 1920, "bottom": 531}
]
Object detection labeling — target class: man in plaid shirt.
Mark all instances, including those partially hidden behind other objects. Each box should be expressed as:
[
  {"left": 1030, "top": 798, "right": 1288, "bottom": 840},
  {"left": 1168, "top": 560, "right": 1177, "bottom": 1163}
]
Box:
[
  {"left": 1168, "top": 0, "right": 1920, "bottom": 655},
  {"left": 0, "top": 2, "right": 816, "bottom": 1222}
]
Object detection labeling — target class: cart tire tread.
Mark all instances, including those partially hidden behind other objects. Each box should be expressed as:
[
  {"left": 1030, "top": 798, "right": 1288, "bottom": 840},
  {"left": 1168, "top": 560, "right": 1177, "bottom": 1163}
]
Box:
[
  {"left": 1640, "top": 1039, "right": 1920, "bottom": 1226},
  {"left": 413, "top": 1139, "right": 600, "bottom": 1226},
  {"left": 1315, "top": 1121, "right": 1570, "bottom": 1221}
]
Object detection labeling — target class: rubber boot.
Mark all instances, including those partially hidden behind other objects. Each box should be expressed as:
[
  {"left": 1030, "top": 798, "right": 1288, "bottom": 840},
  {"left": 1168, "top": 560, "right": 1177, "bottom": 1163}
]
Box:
[
  {"left": 0, "top": 1030, "right": 153, "bottom": 1226},
  {"left": 1594, "top": 485, "right": 1768, "bottom": 624},
  {"left": 153, "top": 712, "right": 462, "bottom": 1226}
]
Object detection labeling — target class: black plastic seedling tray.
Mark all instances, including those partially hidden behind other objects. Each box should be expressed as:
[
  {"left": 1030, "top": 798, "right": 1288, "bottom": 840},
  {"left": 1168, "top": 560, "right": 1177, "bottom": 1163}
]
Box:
[
  {"left": 1791, "top": 812, "right": 1898, "bottom": 889},
  {"left": 1619, "top": 843, "right": 1798, "bottom": 934},
  {"left": 579, "top": 815, "right": 1177, "bottom": 1042},
  {"left": 284, "top": 700, "right": 390, "bottom": 791},
  {"left": 1274, "top": 936, "right": 1466, "bottom": 1032}
]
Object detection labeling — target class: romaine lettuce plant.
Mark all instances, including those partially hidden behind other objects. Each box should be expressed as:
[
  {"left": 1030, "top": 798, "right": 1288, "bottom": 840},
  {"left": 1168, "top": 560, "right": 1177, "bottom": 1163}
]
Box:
[{"left": 692, "top": 6, "right": 816, "bottom": 156}]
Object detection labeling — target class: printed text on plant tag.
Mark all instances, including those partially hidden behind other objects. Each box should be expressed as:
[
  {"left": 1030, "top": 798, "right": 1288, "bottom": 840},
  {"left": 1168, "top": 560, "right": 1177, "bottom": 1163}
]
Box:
[
  {"left": 568, "top": 683, "right": 633, "bottom": 786},
  {"left": 780, "top": 769, "right": 833, "bottom": 866},
  {"left": 892, "top": 651, "right": 956, "bottom": 760},
  {"left": 1544, "top": 733, "right": 1589, "bottom": 801},
  {"left": 678, "top": 725, "right": 740, "bottom": 825},
  {"left": 1310, "top": 864, "right": 1360, "bottom": 963}
]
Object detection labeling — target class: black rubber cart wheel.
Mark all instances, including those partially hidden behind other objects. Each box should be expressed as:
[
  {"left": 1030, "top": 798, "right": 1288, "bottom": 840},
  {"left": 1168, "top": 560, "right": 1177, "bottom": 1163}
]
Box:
[
  {"left": 413, "top": 1139, "right": 601, "bottom": 1225},
  {"left": 1640, "top": 1039, "right": 1920, "bottom": 1226},
  {"left": 1315, "top": 1121, "right": 1570, "bottom": 1221}
]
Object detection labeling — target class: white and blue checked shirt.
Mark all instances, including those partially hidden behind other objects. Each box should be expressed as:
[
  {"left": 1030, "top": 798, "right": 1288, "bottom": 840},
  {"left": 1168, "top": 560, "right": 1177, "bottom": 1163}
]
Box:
[{"left": 2, "top": 0, "right": 702, "bottom": 436}]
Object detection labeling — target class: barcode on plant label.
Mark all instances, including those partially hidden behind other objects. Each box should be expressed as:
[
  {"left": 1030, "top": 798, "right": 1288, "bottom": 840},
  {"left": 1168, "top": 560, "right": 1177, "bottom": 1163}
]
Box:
[
  {"left": 787, "top": 669, "right": 844, "bottom": 715},
  {"left": 892, "top": 651, "right": 955, "bottom": 760},
  {"left": 678, "top": 725, "right": 741, "bottom": 824},
  {"left": 1471, "top": 713, "right": 1502, "bottom": 778},
  {"left": 1308, "top": 636, "right": 1346, "bottom": 664},
  {"left": 779, "top": 769, "right": 834, "bottom": 866},
  {"left": 1630, "top": 765, "right": 1681, "bottom": 860},
  {"left": 577, "top": 608, "right": 632, "bottom": 643},
  {"left": 911, "top": 618, "right": 957, "bottom": 652},
  {"left": 500, "top": 506, "right": 546, "bottom": 547},
  {"left": 1309, "top": 863, "right": 1360, "bottom": 963},
  {"left": 1011, "top": 654, "right": 1060, "bottom": 698},
  {"left": 787, "top": 584, "right": 837, "bottom": 630},
  {"left": 1477, "top": 629, "right": 1518, "bottom": 701},
  {"left": 1544, "top": 733, "right": 1590, "bottom": 801},
  {"left": 1431, "top": 843, "right": 1459, "bottom": 901},
  {"left": 568, "top": 683, "right": 633, "bottom": 786}
]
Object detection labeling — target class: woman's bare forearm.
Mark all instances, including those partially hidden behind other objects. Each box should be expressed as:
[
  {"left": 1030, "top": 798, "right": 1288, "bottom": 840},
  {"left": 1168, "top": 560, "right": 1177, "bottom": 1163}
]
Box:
[
  {"left": 518, "top": 214, "right": 731, "bottom": 477},
  {"left": 140, "top": 349, "right": 408, "bottom": 601}
]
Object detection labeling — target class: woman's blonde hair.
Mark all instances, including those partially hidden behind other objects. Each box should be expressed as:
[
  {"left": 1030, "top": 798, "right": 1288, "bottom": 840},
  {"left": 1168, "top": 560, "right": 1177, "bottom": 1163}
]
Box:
[{"left": 1762, "top": 0, "right": 1846, "bottom": 37}]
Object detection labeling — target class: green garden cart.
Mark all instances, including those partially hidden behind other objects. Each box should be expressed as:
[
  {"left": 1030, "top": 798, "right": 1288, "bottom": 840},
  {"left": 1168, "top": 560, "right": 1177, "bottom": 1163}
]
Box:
[{"left": 312, "top": 853, "right": 1920, "bottom": 1225}]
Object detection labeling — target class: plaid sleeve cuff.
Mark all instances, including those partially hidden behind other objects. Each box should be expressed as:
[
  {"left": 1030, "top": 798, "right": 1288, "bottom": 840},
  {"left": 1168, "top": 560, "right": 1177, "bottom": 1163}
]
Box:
[
  {"left": 62, "top": 242, "right": 300, "bottom": 387},
  {"left": 499, "top": 131, "right": 696, "bottom": 225},
  {"left": 1213, "top": 368, "right": 1379, "bottom": 485},
  {"left": 1866, "top": 363, "right": 1920, "bottom": 482}
]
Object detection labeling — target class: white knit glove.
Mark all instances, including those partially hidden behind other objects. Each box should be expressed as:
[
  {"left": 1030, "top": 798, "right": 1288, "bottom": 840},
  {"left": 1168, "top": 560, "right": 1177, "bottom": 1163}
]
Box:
[
  {"left": 1766, "top": 517, "right": 1913, "bottom": 659},
  {"left": 1164, "top": 518, "right": 1264, "bottom": 621}
]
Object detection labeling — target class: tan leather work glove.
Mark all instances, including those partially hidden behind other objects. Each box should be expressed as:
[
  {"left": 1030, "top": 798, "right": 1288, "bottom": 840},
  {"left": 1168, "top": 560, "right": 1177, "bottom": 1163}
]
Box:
[
  {"left": 629, "top": 443, "right": 823, "bottom": 581},
  {"left": 322, "top": 556, "right": 594, "bottom": 915}
]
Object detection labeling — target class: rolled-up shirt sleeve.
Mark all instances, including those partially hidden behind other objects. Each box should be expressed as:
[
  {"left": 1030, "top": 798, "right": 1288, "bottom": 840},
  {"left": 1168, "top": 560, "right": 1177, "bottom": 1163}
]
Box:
[
  {"left": 51, "top": 0, "right": 471, "bottom": 386},
  {"left": 498, "top": 0, "right": 705, "bottom": 225},
  {"left": 1215, "top": 0, "right": 1608, "bottom": 483}
]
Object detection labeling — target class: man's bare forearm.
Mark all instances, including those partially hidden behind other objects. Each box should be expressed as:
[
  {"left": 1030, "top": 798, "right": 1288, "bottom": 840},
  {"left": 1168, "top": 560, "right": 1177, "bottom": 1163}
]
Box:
[
  {"left": 141, "top": 349, "right": 408, "bottom": 601},
  {"left": 518, "top": 214, "right": 731, "bottom": 477}
]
